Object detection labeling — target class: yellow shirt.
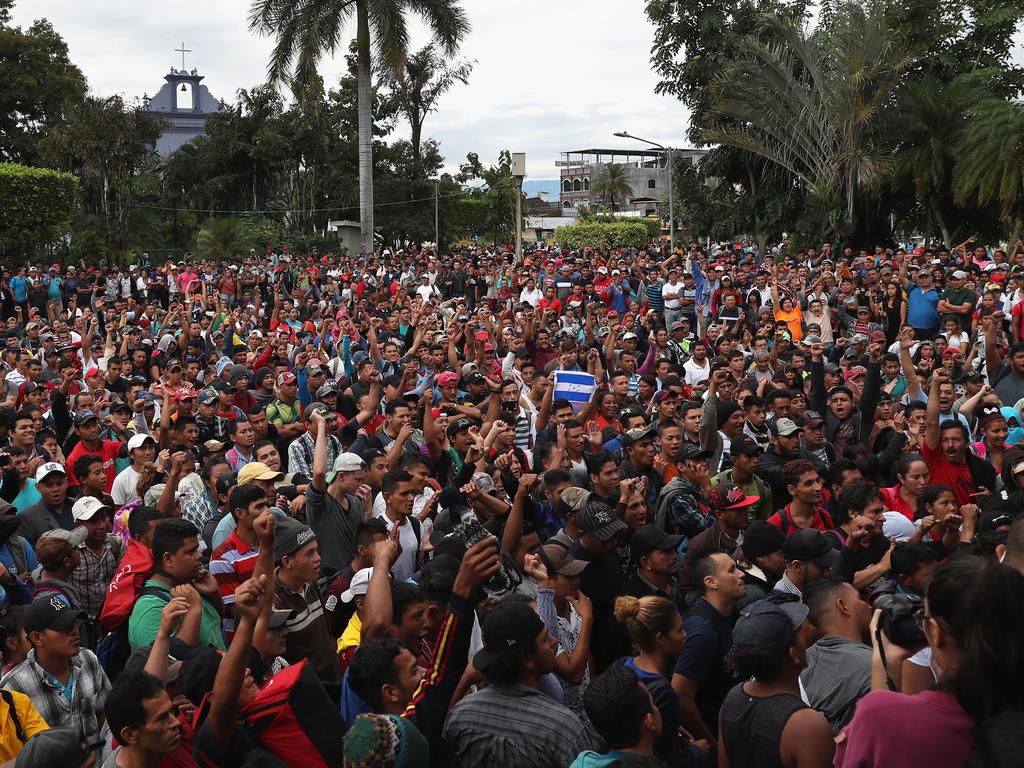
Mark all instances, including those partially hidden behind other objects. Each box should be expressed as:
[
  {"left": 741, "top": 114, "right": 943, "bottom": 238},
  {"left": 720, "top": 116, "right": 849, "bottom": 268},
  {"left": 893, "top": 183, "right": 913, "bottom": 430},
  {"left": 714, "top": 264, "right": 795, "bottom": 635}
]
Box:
[
  {"left": 0, "top": 688, "right": 49, "bottom": 761},
  {"left": 338, "top": 612, "right": 362, "bottom": 655}
]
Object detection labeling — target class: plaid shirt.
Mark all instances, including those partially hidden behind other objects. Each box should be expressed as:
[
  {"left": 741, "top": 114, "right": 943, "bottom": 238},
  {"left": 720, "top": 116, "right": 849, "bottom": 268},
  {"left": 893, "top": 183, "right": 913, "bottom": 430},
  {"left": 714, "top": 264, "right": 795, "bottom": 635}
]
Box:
[
  {"left": 286, "top": 432, "right": 340, "bottom": 478},
  {"left": 443, "top": 682, "right": 591, "bottom": 768},
  {"left": 1, "top": 648, "right": 110, "bottom": 743},
  {"left": 69, "top": 538, "right": 122, "bottom": 620}
]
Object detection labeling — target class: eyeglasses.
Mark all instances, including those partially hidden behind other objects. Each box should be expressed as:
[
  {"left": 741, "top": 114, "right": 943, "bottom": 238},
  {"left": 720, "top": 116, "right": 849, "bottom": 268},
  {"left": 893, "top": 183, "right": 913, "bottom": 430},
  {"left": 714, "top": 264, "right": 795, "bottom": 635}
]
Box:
[{"left": 913, "top": 608, "right": 934, "bottom": 630}]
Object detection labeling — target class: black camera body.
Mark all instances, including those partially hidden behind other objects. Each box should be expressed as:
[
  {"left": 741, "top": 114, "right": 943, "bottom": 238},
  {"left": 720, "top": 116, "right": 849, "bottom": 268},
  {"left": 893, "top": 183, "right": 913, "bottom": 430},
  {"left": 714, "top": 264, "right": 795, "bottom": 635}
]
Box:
[{"left": 875, "top": 592, "right": 926, "bottom": 650}]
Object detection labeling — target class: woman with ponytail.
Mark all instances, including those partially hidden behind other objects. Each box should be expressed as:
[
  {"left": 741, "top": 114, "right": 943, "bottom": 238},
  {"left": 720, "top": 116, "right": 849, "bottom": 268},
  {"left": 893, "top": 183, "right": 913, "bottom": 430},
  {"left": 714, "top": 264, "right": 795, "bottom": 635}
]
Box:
[{"left": 613, "top": 595, "right": 707, "bottom": 767}]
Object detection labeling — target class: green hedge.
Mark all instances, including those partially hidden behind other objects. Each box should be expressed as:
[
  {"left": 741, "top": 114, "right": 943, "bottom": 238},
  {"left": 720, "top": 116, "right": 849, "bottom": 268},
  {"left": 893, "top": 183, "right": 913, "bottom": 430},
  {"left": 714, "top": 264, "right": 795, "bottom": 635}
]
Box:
[
  {"left": 554, "top": 221, "right": 650, "bottom": 249},
  {"left": 0, "top": 163, "right": 79, "bottom": 253}
]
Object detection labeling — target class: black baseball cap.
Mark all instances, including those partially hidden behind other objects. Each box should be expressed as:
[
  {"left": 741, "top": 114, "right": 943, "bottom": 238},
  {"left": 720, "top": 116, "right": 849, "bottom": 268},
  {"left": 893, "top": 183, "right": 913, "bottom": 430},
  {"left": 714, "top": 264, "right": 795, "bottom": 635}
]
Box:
[
  {"left": 800, "top": 410, "right": 826, "bottom": 427},
  {"left": 14, "top": 728, "right": 102, "bottom": 768},
  {"left": 24, "top": 595, "right": 87, "bottom": 634},
  {"left": 446, "top": 418, "right": 473, "bottom": 439},
  {"left": 729, "top": 434, "right": 762, "bottom": 457},
  {"left": 674, "top": 443, "right": 712, "bottom": 462},
  {"left": 742, "top": 521, "right": 786, "bottom": 559},
  {"left": 782, "top": 529, "right": 839, "bottom": 568},
  {"left": 274, "top": 517, "right": 317, "bottom": 563},
  {"left": 577, "top": 501, "right": 627, "bottom": 541},
  {"left": 630, "top": 524, "right": 683, "bottom": 563},
  {"left": 622, "top": 425, "right": 657, "bottom": 447},
  {"left": 73, "top": 409, "right": 98, "bottom": 426},
  {"left": 733, "top": 599, "right": 809, "bottom": 660},
  {"left": 473, "top": 602, "right": 546, "bottom": 672}
]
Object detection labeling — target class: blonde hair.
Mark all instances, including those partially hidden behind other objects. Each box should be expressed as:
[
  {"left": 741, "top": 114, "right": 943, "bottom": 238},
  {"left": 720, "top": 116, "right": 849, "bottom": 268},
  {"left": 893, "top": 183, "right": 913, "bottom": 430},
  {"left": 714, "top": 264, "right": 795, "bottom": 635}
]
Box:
[{"left": 614, "top": 595, "right": 679, "bottom": 650}]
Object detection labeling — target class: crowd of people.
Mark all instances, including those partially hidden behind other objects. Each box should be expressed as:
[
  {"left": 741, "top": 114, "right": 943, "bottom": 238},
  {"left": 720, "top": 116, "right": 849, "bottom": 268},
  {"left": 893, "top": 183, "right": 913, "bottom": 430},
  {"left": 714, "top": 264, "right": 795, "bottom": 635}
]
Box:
[{"left": 0, "top": 237, "right": 1021, "bottom": 768}]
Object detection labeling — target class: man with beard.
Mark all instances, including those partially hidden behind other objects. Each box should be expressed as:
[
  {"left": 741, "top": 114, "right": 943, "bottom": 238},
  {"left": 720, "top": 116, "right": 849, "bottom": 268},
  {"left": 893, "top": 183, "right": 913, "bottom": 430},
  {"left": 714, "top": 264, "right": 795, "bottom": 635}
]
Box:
[
  {"left": 767, "top": 460, "right": 834, "bottom": 535},
  {"left": 758, "top": 418, "right": 804, "bottom": 510}
]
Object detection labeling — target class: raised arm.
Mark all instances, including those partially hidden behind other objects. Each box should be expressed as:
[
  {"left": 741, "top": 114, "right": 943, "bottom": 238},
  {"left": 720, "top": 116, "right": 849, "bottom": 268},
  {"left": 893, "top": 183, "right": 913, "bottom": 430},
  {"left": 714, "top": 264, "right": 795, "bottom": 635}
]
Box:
[
  {"left": 986, "top": 310, "right": 1005, "bottom": 378},
  {"left": 898, "top": 329, "right": 921, "bottom": 401},
  {"left": 925, "top": 369, "right": 947, "bottom": 452}
]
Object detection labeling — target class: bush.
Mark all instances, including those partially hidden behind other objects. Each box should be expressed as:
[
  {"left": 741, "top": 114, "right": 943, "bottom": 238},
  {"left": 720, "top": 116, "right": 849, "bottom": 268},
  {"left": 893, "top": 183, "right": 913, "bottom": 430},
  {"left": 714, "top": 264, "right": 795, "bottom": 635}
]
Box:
[
  {"left": 0, "top": 163, "right": 78, "bottom": 255},
  {"left": 554, "top": 221, "right": 650, "bottom": 249}
]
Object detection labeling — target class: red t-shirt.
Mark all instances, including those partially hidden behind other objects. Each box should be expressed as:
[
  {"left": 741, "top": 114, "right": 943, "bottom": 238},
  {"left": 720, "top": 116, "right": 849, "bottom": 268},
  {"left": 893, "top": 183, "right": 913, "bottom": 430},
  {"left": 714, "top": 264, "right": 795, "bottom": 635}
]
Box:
[
  {"left": 66, "top": 439, "right": 124, "bottom": 492},
  {"left": 767, "top": 504, "right": 835, "bottom": 536},
  {"left": 922, "top": 440, "right": 975, "bottom": 506}
]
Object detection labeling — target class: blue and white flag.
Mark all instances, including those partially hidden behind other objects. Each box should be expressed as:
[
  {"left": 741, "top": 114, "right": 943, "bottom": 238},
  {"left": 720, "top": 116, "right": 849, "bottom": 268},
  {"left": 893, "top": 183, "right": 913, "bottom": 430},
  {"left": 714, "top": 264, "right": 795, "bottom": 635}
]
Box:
[{"left": 553, "top": 370, "right": 596, "bottom": 411}]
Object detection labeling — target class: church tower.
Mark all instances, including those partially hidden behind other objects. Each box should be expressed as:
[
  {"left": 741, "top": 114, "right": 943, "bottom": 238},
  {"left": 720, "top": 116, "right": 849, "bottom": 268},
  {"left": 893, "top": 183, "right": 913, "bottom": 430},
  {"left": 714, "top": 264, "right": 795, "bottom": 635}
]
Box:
[{"left": 143, "top": 43, "right": 222, "bottom": 156}]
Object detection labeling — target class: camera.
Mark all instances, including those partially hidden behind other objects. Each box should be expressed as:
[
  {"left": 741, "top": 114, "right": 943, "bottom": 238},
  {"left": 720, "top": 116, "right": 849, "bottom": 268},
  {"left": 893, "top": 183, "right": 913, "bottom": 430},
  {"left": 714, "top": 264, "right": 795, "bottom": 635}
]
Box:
[{"left": 874, "top": 593, "right": 926, "bottom": 650}]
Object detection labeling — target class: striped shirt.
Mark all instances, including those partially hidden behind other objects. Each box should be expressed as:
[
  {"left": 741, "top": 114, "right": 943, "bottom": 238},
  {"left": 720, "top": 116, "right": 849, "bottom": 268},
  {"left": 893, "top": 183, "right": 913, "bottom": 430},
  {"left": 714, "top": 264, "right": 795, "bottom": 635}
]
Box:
[
  {"left": 443, "top": 681, "right": 592, "bottom": 768},
  {"left": 273, "top": 575, "right": 341, "bottom": 685},
  {"left": 210, "top": 531, "right": 259, "bottom": 635},
  {"left": 646, "top": 278, "right": 665, "bottom": 311}
]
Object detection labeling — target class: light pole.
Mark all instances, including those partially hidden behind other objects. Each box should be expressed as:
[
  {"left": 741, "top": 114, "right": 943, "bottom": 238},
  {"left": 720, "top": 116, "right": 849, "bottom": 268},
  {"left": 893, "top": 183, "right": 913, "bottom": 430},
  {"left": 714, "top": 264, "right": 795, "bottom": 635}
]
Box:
[
  {"left": 433, "top": 179, "right": 440, "bottom": 252},
  {"left": 613, "top": 131, "right": 674, "bottom": 253}
]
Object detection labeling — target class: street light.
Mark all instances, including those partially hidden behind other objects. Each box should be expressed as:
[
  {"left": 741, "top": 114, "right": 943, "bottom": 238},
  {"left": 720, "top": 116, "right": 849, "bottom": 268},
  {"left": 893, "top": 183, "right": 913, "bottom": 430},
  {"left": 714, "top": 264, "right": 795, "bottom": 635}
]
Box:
[{"left": 613, "top": 131, "right": 674, "bottom": 252}]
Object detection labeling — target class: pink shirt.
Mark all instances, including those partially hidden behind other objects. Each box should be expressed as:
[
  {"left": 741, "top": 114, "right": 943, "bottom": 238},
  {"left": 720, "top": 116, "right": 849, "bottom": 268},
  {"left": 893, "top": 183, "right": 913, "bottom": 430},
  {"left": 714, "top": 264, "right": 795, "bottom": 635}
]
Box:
[{"left": 835, "top": 690, "right": 973, "bottom": 768}]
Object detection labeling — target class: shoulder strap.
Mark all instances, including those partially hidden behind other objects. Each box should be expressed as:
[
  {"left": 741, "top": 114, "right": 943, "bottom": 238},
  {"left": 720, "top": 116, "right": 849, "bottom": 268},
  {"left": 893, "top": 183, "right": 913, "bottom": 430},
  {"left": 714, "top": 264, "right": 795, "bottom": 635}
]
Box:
[
  {"left": 138, "top": 585, "right": 172, "bottom": 603},
  {"left": 1, "top": 690, "right": 26, "bottom": 743},
  {"left": 8, "top": 536, "right": 27, "bottom": 578},
  {"left": 778, "top": 506, "right": 794, "bottom": 536},
  {"left": 410, "top": 516, "right": 421, "bottom": 547}
]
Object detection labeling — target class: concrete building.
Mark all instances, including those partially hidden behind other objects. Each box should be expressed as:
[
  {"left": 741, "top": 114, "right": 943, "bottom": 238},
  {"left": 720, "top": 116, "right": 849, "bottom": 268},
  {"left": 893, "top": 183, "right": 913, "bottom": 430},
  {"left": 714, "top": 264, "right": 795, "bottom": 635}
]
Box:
[
  {"left": 558, "top": 147, "right": 709, "bottom": 214},
  {"left": 143, "top": 62, "right": 222, "bottom": 156}
]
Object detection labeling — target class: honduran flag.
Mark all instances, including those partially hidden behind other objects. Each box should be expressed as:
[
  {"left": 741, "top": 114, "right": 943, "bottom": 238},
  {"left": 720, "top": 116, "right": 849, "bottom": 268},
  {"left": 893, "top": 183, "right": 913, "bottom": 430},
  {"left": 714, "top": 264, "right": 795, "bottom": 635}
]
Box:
[{"left": 553, "top": 370, "right": 596, "bottom": 411}]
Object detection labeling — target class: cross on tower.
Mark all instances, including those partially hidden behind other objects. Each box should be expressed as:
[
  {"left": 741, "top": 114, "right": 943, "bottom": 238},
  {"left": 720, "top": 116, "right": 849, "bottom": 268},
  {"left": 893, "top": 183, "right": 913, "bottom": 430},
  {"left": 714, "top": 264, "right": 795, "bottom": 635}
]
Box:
[{"left": 175, "top": 41, "right": 191, "bottom": 70}]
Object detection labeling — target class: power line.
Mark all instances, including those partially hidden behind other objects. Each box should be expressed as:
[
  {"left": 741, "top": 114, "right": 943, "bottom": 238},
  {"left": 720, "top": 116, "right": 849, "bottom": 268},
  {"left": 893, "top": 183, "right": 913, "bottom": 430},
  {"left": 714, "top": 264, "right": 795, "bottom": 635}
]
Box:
[{"left": 128, "top": 178, "right": 517, "bottom": 216}]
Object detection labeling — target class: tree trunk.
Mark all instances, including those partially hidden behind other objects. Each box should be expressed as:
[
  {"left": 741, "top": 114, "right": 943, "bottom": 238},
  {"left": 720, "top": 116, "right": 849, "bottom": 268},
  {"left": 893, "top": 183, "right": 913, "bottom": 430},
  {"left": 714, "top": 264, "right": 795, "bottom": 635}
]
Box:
[
  {"left": 411, "top": 117, "right": 423, "bottom": 167},
  {"left": 356, "top": 2, "right": 374, "bottom": 249}
]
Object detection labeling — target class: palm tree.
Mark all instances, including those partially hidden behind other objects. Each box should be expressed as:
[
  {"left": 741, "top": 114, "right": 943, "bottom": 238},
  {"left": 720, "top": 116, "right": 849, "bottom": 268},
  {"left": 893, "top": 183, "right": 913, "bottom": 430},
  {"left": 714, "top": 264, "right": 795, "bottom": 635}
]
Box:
[
  {"left": 954, "top": 98, "right": 1024, "bottom": 224},
  {"left": 248, "top": 0, "right": 470, "bottom": 249},
  {"left": 593, "top": 163, "right": 634, "bottom": 211},
  {"left": 380, "top": 46, "right": 473, "bottom": 166},
  {"left": 707, "top": 5, "right": 908, "bottom": 233},
  {"left": 890, "top": 74, "right": 989, "bottom": 248}
]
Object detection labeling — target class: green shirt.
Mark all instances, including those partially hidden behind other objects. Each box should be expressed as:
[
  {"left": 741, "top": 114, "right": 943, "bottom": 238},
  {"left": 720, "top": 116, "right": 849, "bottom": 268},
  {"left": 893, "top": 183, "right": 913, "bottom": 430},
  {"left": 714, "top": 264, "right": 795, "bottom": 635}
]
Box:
[
  {"left": 711, "top": 469, "right": 773, "bottom": 522},
  {"left": 128, "top": 578, "right": 226, "bottom": 651},
  {"left": 266, "top": 398, "right": 302, "bottom": 426},
  {"left": 940, "top": 287, "right": 976, "bottom": 330}
]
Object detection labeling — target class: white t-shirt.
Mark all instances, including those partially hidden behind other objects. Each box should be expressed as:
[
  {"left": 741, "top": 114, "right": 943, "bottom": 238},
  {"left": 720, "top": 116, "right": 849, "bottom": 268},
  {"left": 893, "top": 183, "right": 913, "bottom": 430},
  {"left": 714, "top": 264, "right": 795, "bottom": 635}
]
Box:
[
  {"left": 683, "top": 357, "right": 710, "bottom": 387},
  {"left": 662, "top": 281, "right": 682, "bottom": 309},
  {"left": 374, "top": 512, "right": 421, "bottom": 582},
  {"left": 111, "top": 465, "right": 143, "bottom": 506},
  {"left": 519, "top": 288, "right": 543, "bottom": 307}
]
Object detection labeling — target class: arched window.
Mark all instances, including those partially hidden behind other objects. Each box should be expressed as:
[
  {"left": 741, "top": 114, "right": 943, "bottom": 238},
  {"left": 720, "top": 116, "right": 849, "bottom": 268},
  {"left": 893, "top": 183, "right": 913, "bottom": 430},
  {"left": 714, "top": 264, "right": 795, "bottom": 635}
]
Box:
[
  {"left": 562, "top": 179, "right": 572, "bottom": 193},
  {"left": 583, "top": 177, "right": 590, "bottom": 191},
  {"left": 175, "top": 82, "right": 194, "bottom": 111},
  {"left": 572, "top": 178, "right": 582, "bottom": 192},
  {"left": 648, "top": 178, "right": 656, "bottom": 189}
]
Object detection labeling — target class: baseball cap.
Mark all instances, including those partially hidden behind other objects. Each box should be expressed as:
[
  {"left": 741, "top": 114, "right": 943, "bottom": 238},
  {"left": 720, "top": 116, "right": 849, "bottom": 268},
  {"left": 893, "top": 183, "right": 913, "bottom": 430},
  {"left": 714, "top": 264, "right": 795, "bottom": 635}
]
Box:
[
  {"left": 741, "top": 521, "right": 785, "bottom": 559},
  {"left": 847, "top": 365, "right": 868, "bottom": 380},
  {"left": 710, "top": 479, "right": 760, "bottom": 511},
  {"left": 14, "top": 727, "right": 101, "bottom": 768},
  {"left": 652, "top": 390, "right": 676, "bottom": 404},
  {"left": 73, "top": 409, "right": 98, "bottom": 427},
  {"left": 197, "top": 389, "right": 218, "bottom": 405},
  {"left": 127, "top": 433, "right": 157, "bottom": 451},
  {"left": 315, "top": 383, "right": 339, "bottom": 399},
  {"left": 175, "top": 386, "right": 198, "bottom": 401},
  {"left": 327, "top": 452, "right": 367, "bottom": 483},
  {"left": 34, "top": 527, "right": 88, "bottom": 571},
  {"left": 341, "top": 567, "right": 373, "bottom": 603},
  {"left": 629, "top": 524, "right": 683, "bottom": 563},
  {"left": 211, "top": 380, "right": 233, "bottom": 394},
  {"left": 729, "top": 433, "right": 762, "bottom": 457},
  {"left": 274, "top": 516, "right": 317, "bottom": 563},
  {"left": 801, "top": 410, "right": 826, "bottom": 428},
  {"left": 34, "top": 462, "right": 66, "bottom": 483},
  {"left": 472, "top": 602, "right": 546, "bottom": 672},
  {"left": 782, "top": 529, "right": 839, "bottom": 568},
  {"left": 461, "top": 363, "right": 479, "bottom": 378},
  {"left": 769, "top": 418, "right": 802, "bottom": 437},
  {"left": 537, "top": 543, "right": 589, "bottom": 576},
  {"left": 559, "top": 487, "right": 591, "bottom": 514},
  {"left": 622, "top": 425, "right": 657, "bottom": 447},
  {"left": 951, "top": 270, "right": 967, "bottom": 279},
  {"left": 71, "top": 496, "right": 112, "bottom": 522},
  {"left": 577, "top": 501, "right": 627, "bottom": 541},
  {"left": 23, "top": 593, "right": 87, "bottom": 638},
  {"left": 277, "top": 371, "right": 297, "bottom": 386},
  {"left": 238, "top": 462, "right": 284, "bottom": 485},
  {"left": 446, "top": 418, "right": 473, "bottom": 439},
  {"left": 437, "top": 371, "right": 459, "bottom": 387},
  {"left": 868, "top": 330, "right": 887, "bottom": 344},
  {"left": 732, "top": 599, "right": 809, "bottom": 660}
]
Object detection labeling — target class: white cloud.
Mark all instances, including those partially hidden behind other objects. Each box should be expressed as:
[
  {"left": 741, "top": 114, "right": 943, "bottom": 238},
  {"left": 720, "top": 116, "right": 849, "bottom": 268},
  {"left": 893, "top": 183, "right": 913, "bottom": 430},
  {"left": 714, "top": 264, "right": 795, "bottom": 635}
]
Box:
[{"left": 12, "top": 0, "right": 691, "bottom": 177}]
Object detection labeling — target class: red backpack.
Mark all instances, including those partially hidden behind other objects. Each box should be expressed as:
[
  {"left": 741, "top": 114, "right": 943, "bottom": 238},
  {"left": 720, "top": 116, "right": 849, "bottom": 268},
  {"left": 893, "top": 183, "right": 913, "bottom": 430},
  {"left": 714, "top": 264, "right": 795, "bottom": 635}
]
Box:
[
  {"left": 241, "top": 659, "right": 345, "bottom": 767},
  {"left": 99, "top": 539, "right": 154, "bottom": 631}
]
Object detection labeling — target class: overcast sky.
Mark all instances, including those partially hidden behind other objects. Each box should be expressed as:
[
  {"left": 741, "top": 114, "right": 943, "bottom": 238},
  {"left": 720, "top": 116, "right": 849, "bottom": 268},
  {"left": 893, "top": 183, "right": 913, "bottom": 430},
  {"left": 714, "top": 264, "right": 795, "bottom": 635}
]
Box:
[{"left": 14, "top": 0, "right": 690, "bottom": 179}]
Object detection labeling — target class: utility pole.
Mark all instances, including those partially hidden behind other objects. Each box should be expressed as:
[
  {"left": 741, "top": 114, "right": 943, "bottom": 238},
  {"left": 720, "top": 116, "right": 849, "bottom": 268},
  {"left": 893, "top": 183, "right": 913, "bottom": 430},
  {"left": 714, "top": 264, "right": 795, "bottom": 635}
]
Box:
[
  {"left": 512, "top": 153, "right": 526, "bottom": 264},
  {"left": 433, "top": 179, "right": 440, "bottom": 253},
  {"left": 613, "top": 131, "right": 675, "bottom": 253}
]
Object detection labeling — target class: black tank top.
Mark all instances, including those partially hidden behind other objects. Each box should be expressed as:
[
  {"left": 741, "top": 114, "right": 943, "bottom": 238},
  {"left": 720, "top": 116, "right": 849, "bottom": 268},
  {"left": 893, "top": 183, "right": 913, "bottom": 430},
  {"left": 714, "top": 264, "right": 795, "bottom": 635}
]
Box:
[{"left": 720, "top": 684, "right": 807, "bottom": 768}]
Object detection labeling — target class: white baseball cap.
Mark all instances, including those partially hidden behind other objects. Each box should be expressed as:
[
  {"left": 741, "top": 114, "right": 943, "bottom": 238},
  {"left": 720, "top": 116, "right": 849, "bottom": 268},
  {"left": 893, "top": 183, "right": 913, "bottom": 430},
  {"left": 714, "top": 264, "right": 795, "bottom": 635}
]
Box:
[
  {"left": 341, "top": 567, "right": 373, "bottom": 603},
  {"left": 72, "top": 496, "right": 113, "bottom": 521},
  {"left": 35, "top": 462, "right": 66, "bottom": 482}
]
